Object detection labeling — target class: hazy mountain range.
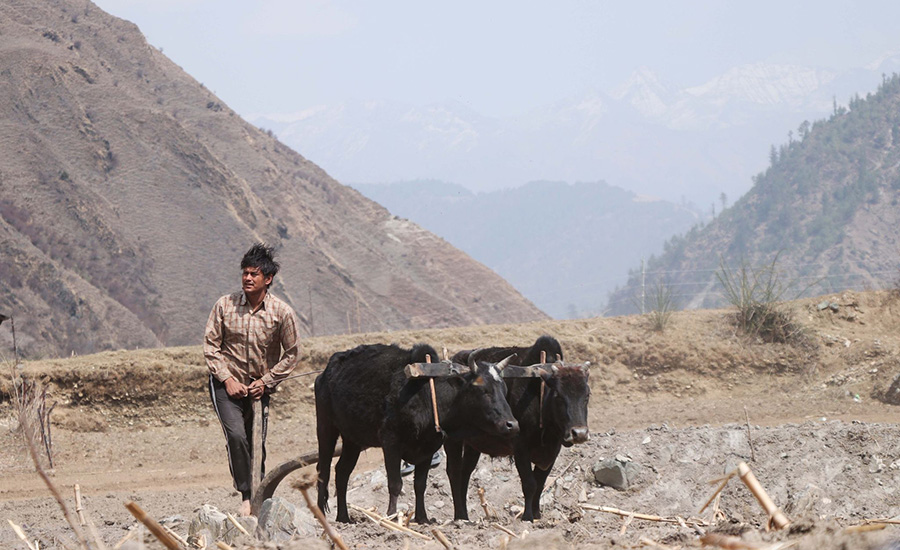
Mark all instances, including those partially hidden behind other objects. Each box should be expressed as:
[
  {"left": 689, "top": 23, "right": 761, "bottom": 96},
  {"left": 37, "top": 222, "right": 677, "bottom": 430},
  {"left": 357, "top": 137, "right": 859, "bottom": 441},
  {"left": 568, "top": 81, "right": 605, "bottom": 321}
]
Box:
[
  {"left": 252, "top": 57, "right": 900, "bottom": 206},
  {"left": 353, "top": 180, "right": 699, "bottom": 319}
]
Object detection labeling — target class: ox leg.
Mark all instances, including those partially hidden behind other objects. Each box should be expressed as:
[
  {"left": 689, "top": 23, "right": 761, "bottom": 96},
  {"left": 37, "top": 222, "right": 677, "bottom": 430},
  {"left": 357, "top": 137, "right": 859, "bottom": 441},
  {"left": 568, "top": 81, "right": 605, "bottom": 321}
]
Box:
[
  {"left": 514, "top": 450, "right": 538, "bottom": 522},
  {"left": 444, "top": 440, "right": 468, "bottom": 520},
  {"left": 412, "top": 461, "right": 432, "bottom": 524},
  {"left": 333, "top": 442, "right": 361, "bottom": 523},
  {"left": 455, "top": 445, "right": 481, "bottom": 520},
  {"left": 382, "top": 445, "right": 403, "bottom": 518},
  {"left": 530, "top": 460, "right": 555, "bottom": 520},
  {"left": 460, "top": 445, "right": 481, "bottom": 492},
  {"left": 316, "top": 408, "right": 339, "bottom": 514}
]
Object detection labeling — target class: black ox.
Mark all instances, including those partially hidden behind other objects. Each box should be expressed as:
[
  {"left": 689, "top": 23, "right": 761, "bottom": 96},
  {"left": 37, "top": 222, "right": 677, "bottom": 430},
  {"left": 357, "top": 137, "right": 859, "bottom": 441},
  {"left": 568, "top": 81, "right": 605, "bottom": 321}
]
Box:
[
  {"left": 447, "top": 335, "right": 590, "bottom": 521},
  {"left": 315, "top": 343, "right": 519, "bottom": 523}
]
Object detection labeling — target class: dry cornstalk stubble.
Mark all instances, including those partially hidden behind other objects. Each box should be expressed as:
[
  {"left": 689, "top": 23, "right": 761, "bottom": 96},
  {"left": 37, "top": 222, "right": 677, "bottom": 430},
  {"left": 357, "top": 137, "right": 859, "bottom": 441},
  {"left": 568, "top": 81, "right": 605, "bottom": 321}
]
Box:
[
  {"left": 291, "top": 471, "right": 349, "bottom": 550},
  {"left": 581, "top": 505, "right": 709, "bottom": 528},
  {"left": 699, "top": 462, "right": 790, "bottom": 531},
  {"left": 8, "top": 362, "right": 93, "bottom": 550},
  {"left": 348, "top": 504, "right": 431, "bottom": 541}
]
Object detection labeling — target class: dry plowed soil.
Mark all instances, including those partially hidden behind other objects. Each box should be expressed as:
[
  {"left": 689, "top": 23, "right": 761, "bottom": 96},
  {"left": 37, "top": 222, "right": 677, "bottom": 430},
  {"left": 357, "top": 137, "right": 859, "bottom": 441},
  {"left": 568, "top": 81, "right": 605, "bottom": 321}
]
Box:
[{"left": 3, "top": 290, "right": 900, "bottom": 549}]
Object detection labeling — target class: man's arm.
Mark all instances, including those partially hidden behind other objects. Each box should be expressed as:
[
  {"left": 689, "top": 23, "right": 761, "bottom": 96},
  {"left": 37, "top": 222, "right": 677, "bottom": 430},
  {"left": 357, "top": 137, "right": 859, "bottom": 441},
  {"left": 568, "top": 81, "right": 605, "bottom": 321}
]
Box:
[
  {"left": 204, "top": 298, "right": 247, "bottom": 398},
  {"left": 258, "top": 307, "right": 301, "bottom": 389}
]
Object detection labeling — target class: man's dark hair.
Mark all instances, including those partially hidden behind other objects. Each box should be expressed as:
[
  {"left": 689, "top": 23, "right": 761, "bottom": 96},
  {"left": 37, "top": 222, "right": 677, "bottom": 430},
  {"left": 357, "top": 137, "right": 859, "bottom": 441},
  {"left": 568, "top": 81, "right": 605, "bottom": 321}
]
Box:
[{"left": 241, "top": 243, "right": 280, "bottom": 286}]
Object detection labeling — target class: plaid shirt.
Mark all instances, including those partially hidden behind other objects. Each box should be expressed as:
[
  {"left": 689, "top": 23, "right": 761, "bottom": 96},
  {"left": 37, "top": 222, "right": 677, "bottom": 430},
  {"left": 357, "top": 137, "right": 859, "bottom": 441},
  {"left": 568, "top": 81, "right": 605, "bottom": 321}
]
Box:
[{"left": 204, "top": 290, "right": 301, "bottom": 388}]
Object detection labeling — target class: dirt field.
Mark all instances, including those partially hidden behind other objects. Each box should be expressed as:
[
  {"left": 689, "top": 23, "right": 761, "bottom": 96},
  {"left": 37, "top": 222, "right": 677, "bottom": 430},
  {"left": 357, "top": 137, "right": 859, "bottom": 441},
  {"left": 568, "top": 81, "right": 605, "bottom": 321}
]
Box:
[{"left": 3, "top": 290, "right": 900, "bottom": 549}]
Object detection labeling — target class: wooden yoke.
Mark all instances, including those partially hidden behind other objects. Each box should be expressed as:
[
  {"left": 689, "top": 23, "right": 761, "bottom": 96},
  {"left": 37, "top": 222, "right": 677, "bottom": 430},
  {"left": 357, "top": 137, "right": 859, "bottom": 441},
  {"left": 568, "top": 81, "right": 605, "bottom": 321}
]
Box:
[
  {"left": 426, "top": 355, "right": 441, "bottom": 432},
  {"left": 539, "top": 351, "right": 546, "bottom": 428}
]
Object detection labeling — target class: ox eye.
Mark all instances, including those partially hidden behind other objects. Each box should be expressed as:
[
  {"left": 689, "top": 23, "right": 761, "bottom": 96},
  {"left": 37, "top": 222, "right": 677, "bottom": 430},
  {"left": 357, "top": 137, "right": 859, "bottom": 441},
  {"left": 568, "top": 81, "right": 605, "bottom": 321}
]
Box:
[{"left": 473, "top": 376, "right": 485, "bottom": 387}]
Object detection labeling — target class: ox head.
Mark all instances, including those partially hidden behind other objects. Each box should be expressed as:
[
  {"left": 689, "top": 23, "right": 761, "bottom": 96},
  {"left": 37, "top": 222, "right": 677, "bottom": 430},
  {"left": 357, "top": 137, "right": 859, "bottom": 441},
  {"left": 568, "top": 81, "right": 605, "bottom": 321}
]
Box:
[
  {"left": 449, "top": 354, "right": 519, "bottom": 438},
  {"left": 541, "top": 362, "right": 591, "bottom": 446}
]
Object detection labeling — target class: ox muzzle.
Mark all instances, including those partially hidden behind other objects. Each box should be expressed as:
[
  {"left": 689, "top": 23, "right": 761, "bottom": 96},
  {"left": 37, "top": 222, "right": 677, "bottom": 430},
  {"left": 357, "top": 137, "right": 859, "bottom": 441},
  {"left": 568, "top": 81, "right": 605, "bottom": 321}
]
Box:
[{"left": 563, "top": 426, "right": 590, "bottom": 446}]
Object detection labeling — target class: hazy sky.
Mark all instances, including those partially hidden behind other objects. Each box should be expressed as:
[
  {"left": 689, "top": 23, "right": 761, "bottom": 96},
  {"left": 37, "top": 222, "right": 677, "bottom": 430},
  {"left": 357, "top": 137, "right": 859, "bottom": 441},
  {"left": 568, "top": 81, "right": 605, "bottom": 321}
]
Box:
[{"left": 93, "top": 0, "right": 900, "bottom": 119}]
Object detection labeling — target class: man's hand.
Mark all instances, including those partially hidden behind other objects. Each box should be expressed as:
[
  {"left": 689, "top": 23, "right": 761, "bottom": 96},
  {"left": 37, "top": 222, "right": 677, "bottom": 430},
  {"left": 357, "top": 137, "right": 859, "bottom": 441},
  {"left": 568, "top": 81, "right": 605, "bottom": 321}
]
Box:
[
  {"left": 224, "top": 377, "right": 248, "bottom": 399},
  {"left": 248, "top": 379, "right": 267, "bottom": 399}
]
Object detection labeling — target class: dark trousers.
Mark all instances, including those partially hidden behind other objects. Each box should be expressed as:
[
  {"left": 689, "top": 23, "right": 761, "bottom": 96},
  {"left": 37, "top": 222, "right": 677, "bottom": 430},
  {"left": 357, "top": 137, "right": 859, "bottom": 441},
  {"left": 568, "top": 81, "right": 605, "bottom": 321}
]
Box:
[{"left": 208, "top": 375, "right": 270, "bottom": 500}]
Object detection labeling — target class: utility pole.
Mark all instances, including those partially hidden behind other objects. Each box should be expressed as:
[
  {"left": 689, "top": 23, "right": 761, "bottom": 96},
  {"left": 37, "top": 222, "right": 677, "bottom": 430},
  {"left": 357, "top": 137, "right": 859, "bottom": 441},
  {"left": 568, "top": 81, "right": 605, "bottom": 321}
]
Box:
[{"left": 641, "top": 259, "right": 646, "bottom": 315}]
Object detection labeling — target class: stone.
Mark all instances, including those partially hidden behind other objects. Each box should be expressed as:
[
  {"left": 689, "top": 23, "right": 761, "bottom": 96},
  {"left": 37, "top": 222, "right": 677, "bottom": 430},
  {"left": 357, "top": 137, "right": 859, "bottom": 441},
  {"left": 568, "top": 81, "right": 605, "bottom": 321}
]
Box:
[
  {"left": 256, "top": 497, "right": 317, "bottom": 542},
  {"left": 592, "top": 458, "right": 642, "bottom": 490},
  {"left": 189, "top": 504, "right": 228, "bottom": 541}
]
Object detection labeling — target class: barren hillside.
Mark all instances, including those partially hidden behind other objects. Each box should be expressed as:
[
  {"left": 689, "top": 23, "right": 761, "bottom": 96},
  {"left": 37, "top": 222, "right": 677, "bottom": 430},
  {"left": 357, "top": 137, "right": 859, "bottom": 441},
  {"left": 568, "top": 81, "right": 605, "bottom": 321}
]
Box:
[
  {"left": 0, "top": 0, "right": 545, "bottom": 358},
  {"left": 609, "top": 75, "right": 900, "bottom": 314}
]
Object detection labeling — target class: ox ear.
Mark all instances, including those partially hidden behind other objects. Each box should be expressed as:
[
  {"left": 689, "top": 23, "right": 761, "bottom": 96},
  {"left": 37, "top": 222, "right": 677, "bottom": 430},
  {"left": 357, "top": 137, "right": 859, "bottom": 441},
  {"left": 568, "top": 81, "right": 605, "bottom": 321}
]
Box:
[{"left": 495, "top": 354, "right": 516, "bottom": 372}]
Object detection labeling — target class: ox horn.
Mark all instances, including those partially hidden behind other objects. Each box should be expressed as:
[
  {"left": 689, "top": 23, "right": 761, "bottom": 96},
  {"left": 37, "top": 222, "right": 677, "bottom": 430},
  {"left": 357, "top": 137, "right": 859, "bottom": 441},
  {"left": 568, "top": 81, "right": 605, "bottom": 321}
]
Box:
[
  {"left": 495, "top": 354, "right": 516, "bottom": 372},
  {"left": 467, "top": 349, "right": 483, "bottom": 369}
]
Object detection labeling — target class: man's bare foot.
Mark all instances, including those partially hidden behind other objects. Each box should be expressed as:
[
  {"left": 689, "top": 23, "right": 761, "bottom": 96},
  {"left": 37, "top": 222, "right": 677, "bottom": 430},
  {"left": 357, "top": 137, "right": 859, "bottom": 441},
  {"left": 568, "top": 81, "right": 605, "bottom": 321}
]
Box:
[{"left": 239, "top": 499, "right": 251, "bottom": 517}]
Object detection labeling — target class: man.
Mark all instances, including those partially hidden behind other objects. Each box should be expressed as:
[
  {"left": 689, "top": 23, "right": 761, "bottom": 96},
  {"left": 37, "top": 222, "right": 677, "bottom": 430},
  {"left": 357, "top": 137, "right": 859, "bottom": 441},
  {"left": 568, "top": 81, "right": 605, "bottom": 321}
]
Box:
[{"left": 204, "top": 243, "right": 301, "bottom": 516}]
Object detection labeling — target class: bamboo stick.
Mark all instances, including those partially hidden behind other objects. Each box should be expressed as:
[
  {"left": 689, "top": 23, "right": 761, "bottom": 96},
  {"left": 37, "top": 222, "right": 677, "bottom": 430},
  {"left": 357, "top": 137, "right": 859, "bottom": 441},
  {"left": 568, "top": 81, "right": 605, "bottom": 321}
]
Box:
[
  {"left": 620, "top": 511, "right": 635, "bottom": 535},
  {"left": 13, "top": 382, "right": 93, "bottom": 550},
  {"left": 124, "top": 502, "right": 181, "bottom": 550},
  {"left": 161, "top": 525, "right": 188, "bottom": 547},
  {"left": 8, "top": 520, "right": 38, "bottom": 550},
  {"left": 74, "top": 484, "right": 86, "bottom": 526},
  {"left": 736, "top": 462, "right": 790, "bottom": 530},
  {"left": 427, "top": 355, "right": 441, "bottom": 432},
  {"left": 478, "top": 487, "right": 498, "bottom": 520},
  {"left": 403, "top": 509, "right": 412, "bottom": 528},
  {"left": 861, "top": 518, "right": 900, "bottom": 525},
  {"left": 699, "top": 470, "right": 737, "bottom": 514},
  {"left": 85, "top": 519, "right": 109, "bottom": 550},
  {"left": 112, "top": 530, "right": 134, "bottom": 550},
  {"left": 216, "top": 543, "right": 233, "bottom": 550},
  {"left": 431, "top": 527, "right": 454, "bottom": 550},
  {"left": 581, "top": 505, "right": 708, "bottom": 526},
  {"left": 539, "top": 351, "right": 546, "bottom": 428},
  {"left": 491, "top": 523, "right": 518, "bottom": 538},
  {"left": 296, "top": 477, "right": 349, "bottom": 550},
  {"left": 225, "top": 513, "right": 251, "bottom": 538},
  {"left": 349, "top": 504, "right": 431, "bottom": 540}
]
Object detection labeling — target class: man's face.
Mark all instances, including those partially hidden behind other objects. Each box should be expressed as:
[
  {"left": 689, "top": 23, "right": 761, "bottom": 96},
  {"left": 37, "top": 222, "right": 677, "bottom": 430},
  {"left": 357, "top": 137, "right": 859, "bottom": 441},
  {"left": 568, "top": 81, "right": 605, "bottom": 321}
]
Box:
[{"left": 242, "top": 266, "right": 272, "bottom": 295}]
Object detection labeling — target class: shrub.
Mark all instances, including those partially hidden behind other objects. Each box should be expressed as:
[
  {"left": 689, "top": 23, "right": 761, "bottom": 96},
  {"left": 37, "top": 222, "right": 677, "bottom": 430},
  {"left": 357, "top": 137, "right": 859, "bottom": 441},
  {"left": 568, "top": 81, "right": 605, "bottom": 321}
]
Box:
[
  {"left": 715, "top": 253, "right": 810, "bottom": 344},
  {"left": 647, "top": 280, "right": 676, "bottom": 332}
]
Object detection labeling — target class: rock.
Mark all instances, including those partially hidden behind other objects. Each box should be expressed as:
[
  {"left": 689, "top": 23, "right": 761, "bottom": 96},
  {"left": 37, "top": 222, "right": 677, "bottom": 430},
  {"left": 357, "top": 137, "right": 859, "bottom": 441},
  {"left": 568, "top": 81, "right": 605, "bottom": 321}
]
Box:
[
  {"left": 189, "top": 504, "right": 228, "bottom": 541},
  {"left": 880, "top": 373, "right": 900, "bottom": 405},
  {"left": 256, "top": 497, "right": 317, "bottom": 541},
  {"left": 159, "top": 515, "right": 184, "bottom": 526},
  {"left": 370, "top": 469, "right": 387, "bottom": 490},
  {"left": 785, "top": 484, "right": 823, "bottom": 518},
  {"left": 592, "top": 458, "right": 642, "bottom": 490},
  {"left": 231, "top": 515, "right": 257, "bottom": 541},
  {"left": 257, "top": 497, "right": 296, "bottom": 541}
]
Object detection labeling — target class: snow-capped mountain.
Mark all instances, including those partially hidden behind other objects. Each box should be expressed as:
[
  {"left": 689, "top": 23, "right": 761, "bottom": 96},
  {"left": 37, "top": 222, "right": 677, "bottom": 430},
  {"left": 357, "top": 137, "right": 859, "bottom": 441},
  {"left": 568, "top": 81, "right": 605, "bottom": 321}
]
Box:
[{"left": 251, "top": 56, "right": 896, "bottom": 205}]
